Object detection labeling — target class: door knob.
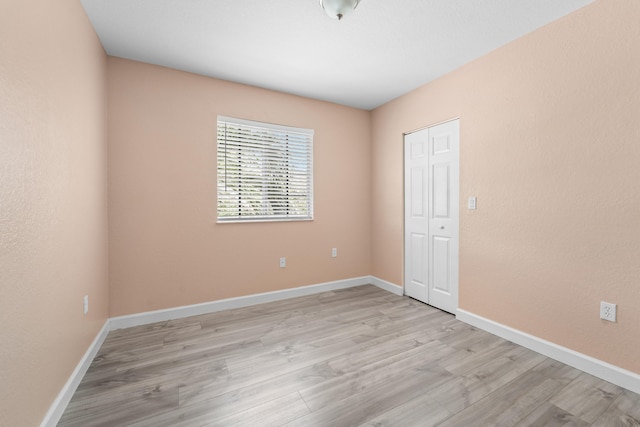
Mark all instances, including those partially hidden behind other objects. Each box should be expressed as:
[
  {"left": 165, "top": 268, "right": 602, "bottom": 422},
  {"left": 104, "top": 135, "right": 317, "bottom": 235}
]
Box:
[{"left": 440, "top": 226, "right": 445, "bottom": 229}]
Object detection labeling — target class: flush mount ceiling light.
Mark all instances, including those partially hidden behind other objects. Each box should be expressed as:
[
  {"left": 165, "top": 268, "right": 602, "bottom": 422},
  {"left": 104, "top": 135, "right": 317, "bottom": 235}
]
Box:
[{"left": 319, "top": 0, "right": 361, "bottom": 20}]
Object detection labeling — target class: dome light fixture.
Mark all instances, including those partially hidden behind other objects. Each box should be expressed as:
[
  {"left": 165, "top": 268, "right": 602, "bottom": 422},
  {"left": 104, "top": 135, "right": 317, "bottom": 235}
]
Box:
[{"left": 319, "top": 0, "right": 361, "bottom": 21}]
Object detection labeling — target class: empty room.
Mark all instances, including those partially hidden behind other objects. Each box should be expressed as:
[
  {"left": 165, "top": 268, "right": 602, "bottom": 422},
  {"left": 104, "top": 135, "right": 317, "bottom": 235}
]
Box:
[{"left": 1, "top": 0, "right": 639, "bottom": 425}]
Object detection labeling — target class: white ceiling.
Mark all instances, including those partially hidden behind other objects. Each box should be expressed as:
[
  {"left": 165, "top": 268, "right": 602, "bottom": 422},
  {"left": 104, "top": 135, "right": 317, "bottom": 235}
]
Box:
[{"left": 80, "top": 0, "right": 594, "bottom": 110}]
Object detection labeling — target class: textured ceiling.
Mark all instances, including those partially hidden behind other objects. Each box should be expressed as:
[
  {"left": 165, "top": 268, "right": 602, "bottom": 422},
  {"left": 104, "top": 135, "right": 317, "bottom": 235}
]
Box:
[{"left": 80, "top": 0, "right": 594, "bottom": 110}]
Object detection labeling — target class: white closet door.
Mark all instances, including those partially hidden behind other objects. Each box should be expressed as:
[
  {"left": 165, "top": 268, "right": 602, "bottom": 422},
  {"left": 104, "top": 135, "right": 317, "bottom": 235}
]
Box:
[
  {"left": 404, "top": 130, "right": 429, "bottom": 303},
  {"left": 404, "top": 119, "right": 459, "bottom": 314}
]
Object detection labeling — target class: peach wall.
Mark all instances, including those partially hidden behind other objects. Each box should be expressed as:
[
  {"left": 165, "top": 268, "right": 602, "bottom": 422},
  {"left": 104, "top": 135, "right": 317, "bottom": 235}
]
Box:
[
  {"left": 0, "top": 0, "right": 108, "bottom": 425},
  {"left": 107, "top": 58, "right": 371, "bottom": 317},
  {"left": 371, "top": 0, "right": 640, "bottom": 373}
]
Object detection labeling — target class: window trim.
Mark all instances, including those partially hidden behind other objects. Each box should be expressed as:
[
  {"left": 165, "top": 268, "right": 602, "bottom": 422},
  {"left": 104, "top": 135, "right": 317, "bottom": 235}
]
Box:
[{"left": 216, "top": 115, "right": 314, "bottom": 223}]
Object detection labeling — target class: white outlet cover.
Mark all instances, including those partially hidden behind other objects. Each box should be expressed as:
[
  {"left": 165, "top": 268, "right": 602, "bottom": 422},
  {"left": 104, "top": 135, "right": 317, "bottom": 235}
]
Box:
[{"left": 600, "top": 301, "right": 616, "bottom": 322}]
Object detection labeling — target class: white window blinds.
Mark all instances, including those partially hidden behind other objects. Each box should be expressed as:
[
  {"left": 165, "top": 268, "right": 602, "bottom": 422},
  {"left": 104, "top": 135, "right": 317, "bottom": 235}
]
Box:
[{"left": 217, "top": 116, "right": 314, "bottom": 222}]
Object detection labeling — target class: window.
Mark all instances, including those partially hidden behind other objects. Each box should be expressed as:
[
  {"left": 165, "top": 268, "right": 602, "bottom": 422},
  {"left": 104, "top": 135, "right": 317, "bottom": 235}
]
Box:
[{"left": 217, "top": 116, "right": 314, "bottom": 222}]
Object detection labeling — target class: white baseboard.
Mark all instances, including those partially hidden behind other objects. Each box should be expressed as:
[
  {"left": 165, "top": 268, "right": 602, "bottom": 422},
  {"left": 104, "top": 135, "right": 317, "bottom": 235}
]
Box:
[
  {"left": 110, "top": 276, "right": 376, "bottom": 330},
  {"left": 369, "top": 276, "right": 403, "bottom": 296},
  {"left": 40, "top": 320, "right": 110, "bottom": 427},
  {"left": 456, "top": 309, "right": 640, "bottom": 395}
]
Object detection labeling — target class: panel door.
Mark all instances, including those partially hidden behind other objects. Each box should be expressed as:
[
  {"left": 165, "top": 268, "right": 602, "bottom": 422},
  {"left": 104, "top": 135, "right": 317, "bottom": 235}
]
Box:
[
  {"left": 404, "top": 130, "right": 429, "bottom": 303},
  {"left": 427, "top": 120, "right": 459, "bottom": 314},
  {"left": 404, "top": 119, "right": 459, "bottom": 314}
]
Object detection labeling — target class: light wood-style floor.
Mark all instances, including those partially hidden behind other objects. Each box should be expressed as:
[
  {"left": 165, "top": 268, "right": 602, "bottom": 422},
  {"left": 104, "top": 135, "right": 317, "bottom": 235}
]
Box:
[{"left": 59, "top": 285, "right": 640, "bottom": 426}]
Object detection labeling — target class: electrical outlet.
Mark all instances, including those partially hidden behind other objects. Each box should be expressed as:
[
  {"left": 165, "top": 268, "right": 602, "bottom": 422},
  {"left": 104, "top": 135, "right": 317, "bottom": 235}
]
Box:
[
  {"left": 331, "top": 248, "right": 337, "bottom": 258},
  {"left": 280, "top": 257, "right": 286, "bottom": 268},
  {"left": 600, "top": 301, "right": 616, "bottom": 322},
  {"left": 83, "top": 295, "right": 89, "bottom": 315}
]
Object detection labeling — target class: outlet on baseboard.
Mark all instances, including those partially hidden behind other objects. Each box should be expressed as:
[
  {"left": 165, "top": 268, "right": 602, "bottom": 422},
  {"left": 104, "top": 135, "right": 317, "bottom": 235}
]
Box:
[
  {"left": 280, "top": 257, "right": 286, "bottom": 268},
  {"left": 600, "top": 301, "right": 616, "bottom": 322},
  {"left": 83, "top": 295, "right": 89, "bottom": 315},
  {"left": 331, "top": 248, "right": 337, "bottom": 258}
]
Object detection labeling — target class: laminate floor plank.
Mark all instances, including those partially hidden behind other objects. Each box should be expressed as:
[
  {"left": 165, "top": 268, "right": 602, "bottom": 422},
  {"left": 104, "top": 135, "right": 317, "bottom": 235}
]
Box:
[
  {"left": 58, "top": 284, "right": 640, "bottom": 426},
  {"left": 158, "top": 334, "right": 376, "bottom": 412},
  {"left": 68, "top": 357, "right": 228, "bottom": 409},
  {"left": 61, "top": 382, "right": 180, "bottom": 427},
  {"left": 299, "top": 339, "right": 455, "bottom": 412},
  {"left": 76, "top": 336, "right": 241, "bottom": 388},
  {"left": 175, "top": 330, "right": 407, "bottom": 409},
  {"left": 356, "top": 392, "right": 452, "bottom": 427},
  {"left": 438, "top": 359, "right": 581, "bottom": 427},
  {"left": 204, "top": 391, "right": 311, "bottom": 427},
  {"left": 286, "top": 366, "right": 449, "bottom": 427},
  {"left": 429, "top": 345, "right": 548, "bottom": 414},
  {"left": 592, "top": 389, "right": 640, "bottom": 427},
  {"left": 515, "top": 402, "right": 591, "bottom": 427},
  {"left": 177, "top": 360, "right": 338, "bottom": 412},
  {"left": 129, "top": 390, "right": 311, "bottom": 427},
  {"left": 325, "top": 329, "right": 443, "bottom": 375},
  {"left": 439, "top": 336, "right": 516, "bottom": 376},
  {"left": 550, "top": 371, "right": 625, "bottom": 423},
  {"left": 223, "top": 332, "right": 367, "bottom": 378}
]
